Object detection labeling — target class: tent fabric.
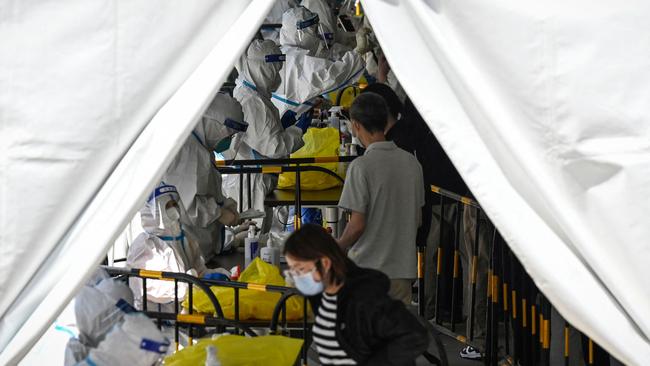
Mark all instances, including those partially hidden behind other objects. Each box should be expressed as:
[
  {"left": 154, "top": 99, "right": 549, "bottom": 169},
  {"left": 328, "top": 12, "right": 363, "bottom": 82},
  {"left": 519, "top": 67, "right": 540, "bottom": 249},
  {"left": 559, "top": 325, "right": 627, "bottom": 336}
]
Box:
[
  {"left": 362, "top": 0, "right": 650, "bottom": 364},
  {"left": 0, "top": 0, "right": 274, "bottom": 363}
]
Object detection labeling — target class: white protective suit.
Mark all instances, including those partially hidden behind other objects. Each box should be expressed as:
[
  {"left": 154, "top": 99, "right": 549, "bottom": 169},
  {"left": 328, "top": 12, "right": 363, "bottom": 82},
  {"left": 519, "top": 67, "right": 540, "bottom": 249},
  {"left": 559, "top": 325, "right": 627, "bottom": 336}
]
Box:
[
  {"left": 74, "top": 273, "right": 135, "bottom": 349},
  {"left": 300, "top": 0, "right": 354, "bottom": 56},
  {"left": 224, "top": 39, "right": 305, "bottom": 232},
  {"left": 163, "top": 93, "right": 248, "bottom": 260},
  {"left": 260, "top": 0, "right": 300, "bottom": 43},
  {"left": 80, "top": 313, "right": 169, "bottom": 366},
  {"left": 127, "top": 184, "right": 230, "bottom": 311},
  {"left": 271, "top": 6, "right": 365, "bottom": 116}
]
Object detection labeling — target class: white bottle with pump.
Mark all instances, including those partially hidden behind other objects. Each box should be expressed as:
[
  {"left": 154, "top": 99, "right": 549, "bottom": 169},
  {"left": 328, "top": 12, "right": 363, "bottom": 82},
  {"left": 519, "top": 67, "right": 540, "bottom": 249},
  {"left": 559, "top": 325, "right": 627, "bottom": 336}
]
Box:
[
  {"left": 244, "top": 225, "right": 259, "bottom": 268},
  {"left": 260, "top": 239, "right": 280, "bottom": 267}
]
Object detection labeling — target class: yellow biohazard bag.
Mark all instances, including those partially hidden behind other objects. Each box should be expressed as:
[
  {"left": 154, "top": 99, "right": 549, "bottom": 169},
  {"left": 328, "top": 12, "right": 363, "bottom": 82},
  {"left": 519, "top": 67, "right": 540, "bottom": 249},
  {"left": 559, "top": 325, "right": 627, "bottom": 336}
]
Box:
[
  {"left": 327, "top": 75, "right": 368, "bottom": 108},
  {"left": 277, "top": 127, "right": 343, "bottom": 190},
  {"left": 184, "top": 258, "right": 308, "bottom": 320},
  {"left": 164, "top": 335, "right": 304, "bottom": 366}
]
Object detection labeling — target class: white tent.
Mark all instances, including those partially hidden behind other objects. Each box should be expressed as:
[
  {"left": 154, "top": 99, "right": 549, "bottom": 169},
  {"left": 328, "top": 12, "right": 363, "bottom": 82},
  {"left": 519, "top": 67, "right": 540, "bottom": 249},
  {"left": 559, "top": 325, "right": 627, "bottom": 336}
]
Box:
[{"left": 1, "top": 0, "right": 649, "bottom": 364}]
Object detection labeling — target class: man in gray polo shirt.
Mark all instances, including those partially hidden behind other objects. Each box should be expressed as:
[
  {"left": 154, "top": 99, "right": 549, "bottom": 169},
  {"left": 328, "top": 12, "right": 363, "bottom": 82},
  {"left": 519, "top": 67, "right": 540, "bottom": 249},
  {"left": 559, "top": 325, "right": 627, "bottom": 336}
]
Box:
[{"left": 337, "top": 92, "right": 425, "bottom": 305}]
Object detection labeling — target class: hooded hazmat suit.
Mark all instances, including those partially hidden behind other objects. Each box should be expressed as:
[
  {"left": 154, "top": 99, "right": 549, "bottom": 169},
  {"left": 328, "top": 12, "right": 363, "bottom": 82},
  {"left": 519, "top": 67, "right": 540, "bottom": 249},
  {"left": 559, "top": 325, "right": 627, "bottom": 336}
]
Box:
[
  {"left": 224, "top": 39, "right": 305, "bottom": 232},
  {"left": 163, "top": 93, "right": 248, "bottom": 260},
  {"left": 260, "top": 0, "right": 300, "bottom": 43},
  {"left": 79, "top": 313, "right": 170, "bottom": 366},
  {"left": 271, "top": 6, "right": 365, "bottom": 116},
  {"left": 127, "top": 184, "right": 230, "bottom": 311},
  {"left": 63, "top": 268, "right": 138, "bottom": 365}
]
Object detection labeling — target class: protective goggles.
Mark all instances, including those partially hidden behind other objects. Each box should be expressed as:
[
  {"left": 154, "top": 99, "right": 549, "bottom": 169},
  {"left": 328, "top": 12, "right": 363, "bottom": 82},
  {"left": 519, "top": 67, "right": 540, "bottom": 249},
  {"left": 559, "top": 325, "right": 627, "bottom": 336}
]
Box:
[
  {"left": 147, "top": 184, "right": 178, "bottom": 203},
  {"left": 224, "top": 117, "right": 249, "bottom": 132},
  {"left": 140, "top": 338, "right": 171, "bottom": 354},
  {"left": 296, "top": 14, "right": 319, "bottom": 30},
  {"left": 264, "top": 54, "right": 286, "bottom": 63}
]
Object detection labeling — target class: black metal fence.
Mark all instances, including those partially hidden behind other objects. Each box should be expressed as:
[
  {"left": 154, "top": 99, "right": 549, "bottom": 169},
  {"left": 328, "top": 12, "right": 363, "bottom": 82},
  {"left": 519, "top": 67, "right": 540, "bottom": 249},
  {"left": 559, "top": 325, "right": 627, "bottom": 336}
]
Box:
[
  {"left": 420, "top": 185, "right": 615, "bottom": 366},
  {"left": 102, "top": 266, "right": 311, "bottom": 364}
]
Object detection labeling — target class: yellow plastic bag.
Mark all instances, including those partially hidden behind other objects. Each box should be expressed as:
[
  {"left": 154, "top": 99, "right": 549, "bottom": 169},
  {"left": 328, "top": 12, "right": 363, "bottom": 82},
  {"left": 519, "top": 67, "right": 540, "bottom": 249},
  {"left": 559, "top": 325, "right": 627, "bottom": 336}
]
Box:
[
  {"left": 277, "top": 127, "right": 343, "bottom": 190},
  {"left": 185, "top": 258, "right": 308, "bottom": 320},
  {"left": 327, "top": 74, "right": 368, "bottom": 108},
  {"left": 164, "top": 335, "right": 303, "bottom": 366}
]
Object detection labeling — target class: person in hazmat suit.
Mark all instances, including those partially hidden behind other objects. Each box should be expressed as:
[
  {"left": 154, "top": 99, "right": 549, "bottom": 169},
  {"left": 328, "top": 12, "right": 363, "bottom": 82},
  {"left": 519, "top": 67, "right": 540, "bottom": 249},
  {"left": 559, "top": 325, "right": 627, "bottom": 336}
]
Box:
[
  {"left": 163, "top": 93, "right": 248, "bottom": 261},
  {"left": 300, "top": 0, "right": 357, "bottom": 56},
  {"left": 127, "top": 184, "right": 231, "bottom": 312},
  {"left": 271, "top": 6, "right": 366, "bottom": 116},
  {"left": 64, "top": 268, "right": 160, "bottom": 366},
  {"left": 223, "top": 39, "right": 306, "bottom": 233},
  {"left": 260, "top": 0, "right": 300, "bottom": 43}
]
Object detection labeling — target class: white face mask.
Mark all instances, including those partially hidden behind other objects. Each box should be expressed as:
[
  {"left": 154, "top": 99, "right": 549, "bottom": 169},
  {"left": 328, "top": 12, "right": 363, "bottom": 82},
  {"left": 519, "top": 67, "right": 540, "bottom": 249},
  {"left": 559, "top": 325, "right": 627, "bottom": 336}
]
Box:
[{"left": 162, "top": 205, "right": 181, "bottom": 236}]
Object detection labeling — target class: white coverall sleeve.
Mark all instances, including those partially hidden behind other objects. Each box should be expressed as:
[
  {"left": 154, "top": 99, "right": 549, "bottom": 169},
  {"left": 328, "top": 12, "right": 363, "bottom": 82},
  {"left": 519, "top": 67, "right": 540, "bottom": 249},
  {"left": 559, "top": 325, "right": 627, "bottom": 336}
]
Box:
[
  {"left": 242, "top": 97, "right": 305, "bottom": 158},
  {"left": 164, "top": 145, "right": 226, "bottom": 227},
  {"left": 288, "top": 50, "right": 365, "bottom": 104},
  {"left": 127, "top": 234, "right": 186, "bottom": 305},
  {"left": 185, "top": 237, "right": 209, "bottom": 276}
]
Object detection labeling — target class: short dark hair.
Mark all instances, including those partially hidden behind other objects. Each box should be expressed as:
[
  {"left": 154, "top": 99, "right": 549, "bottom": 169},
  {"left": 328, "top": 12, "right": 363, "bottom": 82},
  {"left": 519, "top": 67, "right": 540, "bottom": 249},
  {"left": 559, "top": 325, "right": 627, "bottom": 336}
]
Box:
[
  {"left": 349, "top": 92, "right": 388, "bottom": 133},
  {"left": 361, "top": 83, "right": 403, "bottom": 120},
  {"left": 283, "top": 224, "right": 348, "bottom": 286}
]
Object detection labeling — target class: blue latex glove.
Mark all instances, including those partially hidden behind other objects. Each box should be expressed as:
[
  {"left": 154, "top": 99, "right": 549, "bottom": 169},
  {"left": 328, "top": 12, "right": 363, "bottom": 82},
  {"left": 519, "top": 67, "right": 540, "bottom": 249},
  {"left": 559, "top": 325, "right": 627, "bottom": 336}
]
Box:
[
  {"left": 203, "top": 272, "right": 229, "bottom": 281},
  {"left": 280, "top": 110, "right": 297, "bottom": 129},
  {"left": 295, "top": 111, "right": 312, "bottom": 133}
]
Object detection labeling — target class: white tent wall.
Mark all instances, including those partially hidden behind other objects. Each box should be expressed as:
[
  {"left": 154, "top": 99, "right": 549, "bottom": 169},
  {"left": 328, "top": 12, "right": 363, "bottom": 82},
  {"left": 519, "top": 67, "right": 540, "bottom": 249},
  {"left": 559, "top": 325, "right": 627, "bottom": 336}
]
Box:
[
  {"left": 0, "top": 0, "right": 274, "bottom": 363},
  {"left": 362, "top": 0, "right": 650, "bottom": 364}
]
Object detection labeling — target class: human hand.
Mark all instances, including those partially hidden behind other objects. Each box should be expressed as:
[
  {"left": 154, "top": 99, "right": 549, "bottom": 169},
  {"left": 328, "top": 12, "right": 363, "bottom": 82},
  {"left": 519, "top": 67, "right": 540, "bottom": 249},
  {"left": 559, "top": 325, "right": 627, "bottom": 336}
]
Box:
[{"left": 218, "top": 207, "right": 240, "bottom": 226}]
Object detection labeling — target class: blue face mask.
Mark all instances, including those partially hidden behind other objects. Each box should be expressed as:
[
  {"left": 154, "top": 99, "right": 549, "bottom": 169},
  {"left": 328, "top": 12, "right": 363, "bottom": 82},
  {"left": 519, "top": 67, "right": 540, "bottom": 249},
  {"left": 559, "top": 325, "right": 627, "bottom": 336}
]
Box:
[
  {"left": 214, "top": 137, "right": 232, "bottom": 153},
  {"left": 293, "top": 267, "right": 324, "bottom": 296}
]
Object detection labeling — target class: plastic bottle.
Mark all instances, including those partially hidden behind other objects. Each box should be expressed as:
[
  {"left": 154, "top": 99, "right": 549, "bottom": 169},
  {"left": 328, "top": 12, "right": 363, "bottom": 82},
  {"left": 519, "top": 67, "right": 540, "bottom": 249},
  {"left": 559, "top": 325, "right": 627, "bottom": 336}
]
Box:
[
  {"left": 244, "top": 225, "right": 259, "bottom": 268},
  {"left": 338, "top": 143, "right": 348, "bottom": 176},
  {"left": 260, "top": 240, "right": 280, "bottom": 267},
  {"left": 205, "top": 345, "right": 221, "bottom": 366}
]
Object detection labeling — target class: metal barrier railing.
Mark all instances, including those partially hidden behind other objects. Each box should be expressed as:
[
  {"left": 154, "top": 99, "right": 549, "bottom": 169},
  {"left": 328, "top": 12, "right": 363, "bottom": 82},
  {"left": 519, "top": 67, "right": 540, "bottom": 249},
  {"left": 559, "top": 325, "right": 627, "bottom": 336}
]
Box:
[
  {"left": 216, "top": 156, "right": 357, "bottom": 229},
  {"left": 423, "top": 185, "right": 614, "bottom": 366},
  {"left": 103, "top": 266, "right": 312, "bottom": 364}
]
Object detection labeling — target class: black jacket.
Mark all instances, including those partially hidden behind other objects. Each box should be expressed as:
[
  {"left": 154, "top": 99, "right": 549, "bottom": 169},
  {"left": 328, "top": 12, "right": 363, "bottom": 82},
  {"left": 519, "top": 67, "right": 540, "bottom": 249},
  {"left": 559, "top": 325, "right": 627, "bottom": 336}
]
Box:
[
  {"left": 387, "top": 97, "right": 469, "bottom": 245},
  {"left": 309, "top": 261, "right": 429, "bottom": 365}
]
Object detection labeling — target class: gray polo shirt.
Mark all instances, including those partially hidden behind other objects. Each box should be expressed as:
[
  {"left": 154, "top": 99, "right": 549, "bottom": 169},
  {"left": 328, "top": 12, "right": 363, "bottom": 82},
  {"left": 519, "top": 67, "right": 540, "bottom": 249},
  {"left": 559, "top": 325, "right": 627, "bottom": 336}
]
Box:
[{"left": 338, "top": 141, "right": 424, "bottom": 279}]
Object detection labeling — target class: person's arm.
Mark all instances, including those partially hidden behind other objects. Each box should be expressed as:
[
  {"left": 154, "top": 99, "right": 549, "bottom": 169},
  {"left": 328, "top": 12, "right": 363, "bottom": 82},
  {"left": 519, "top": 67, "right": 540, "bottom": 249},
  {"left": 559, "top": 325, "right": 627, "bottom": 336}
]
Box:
[
  {"left": 337, "top": 210, "right": 365, "bottom": 250},
  {"left": 337, "top": 161, "right": 368, "bottom": 249},
  {"left": 242, "top": 98, "right": 304, "bottom": 158},
  {"left": 363, "top": 299, "right": 429, "bottom": 365},
  {"left": 377, "top": 55, "right": 390, "bottom": 84},
  {"left": 295, "top": 51, "right": 365, "bottom": 103}
]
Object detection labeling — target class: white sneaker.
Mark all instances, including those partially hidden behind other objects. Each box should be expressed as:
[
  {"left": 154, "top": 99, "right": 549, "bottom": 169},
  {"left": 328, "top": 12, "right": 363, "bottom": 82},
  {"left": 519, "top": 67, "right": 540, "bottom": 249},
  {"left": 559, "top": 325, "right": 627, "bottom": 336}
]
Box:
[{"left": 459, "top": 345, "right": 482, "bottom": 360}]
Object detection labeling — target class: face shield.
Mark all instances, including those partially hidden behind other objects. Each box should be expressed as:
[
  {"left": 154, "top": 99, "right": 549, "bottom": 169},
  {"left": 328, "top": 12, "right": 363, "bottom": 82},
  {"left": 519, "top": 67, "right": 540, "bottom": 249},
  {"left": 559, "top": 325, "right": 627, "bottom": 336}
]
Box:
[
  {"left": 264, "top": 53, "right": 286, "bottom": 92},
  {"left": 204, "top": 116, "right": 249, "bottom": 159},
  {"left": 296, "top": 13, "right": 327, "bottom": 52},
  {"left": 141, "top": 185, "right": 183, "bottom": 238}
]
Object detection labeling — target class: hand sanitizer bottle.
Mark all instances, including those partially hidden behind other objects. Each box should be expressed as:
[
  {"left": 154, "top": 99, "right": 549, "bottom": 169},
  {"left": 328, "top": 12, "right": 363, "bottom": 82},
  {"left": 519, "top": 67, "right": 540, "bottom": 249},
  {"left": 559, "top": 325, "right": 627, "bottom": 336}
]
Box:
[
  {"left": 244, "top": 225, "right": 259, "bottom": 268},
  {"left": 261, "top": 240, "right": 280, "bottom": 267}
]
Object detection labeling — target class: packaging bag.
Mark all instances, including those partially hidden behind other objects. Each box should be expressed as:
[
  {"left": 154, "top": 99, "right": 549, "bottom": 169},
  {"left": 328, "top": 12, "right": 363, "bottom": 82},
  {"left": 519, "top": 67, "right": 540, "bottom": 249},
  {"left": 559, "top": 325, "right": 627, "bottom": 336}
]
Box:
[
  {"left": 164, "top": 335, "right": 303, "bottom": 366},
  {"left": 277, "top": 127, "right": 343, "bottom": 190},
  {"left": 185, "top": 258, "right": 308, "bottom": 320}
]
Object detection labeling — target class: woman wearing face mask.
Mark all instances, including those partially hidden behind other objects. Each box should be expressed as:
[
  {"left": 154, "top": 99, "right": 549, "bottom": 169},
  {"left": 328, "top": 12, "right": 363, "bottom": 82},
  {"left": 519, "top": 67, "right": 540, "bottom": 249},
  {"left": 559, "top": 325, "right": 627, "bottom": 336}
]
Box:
[{"left": 284, "top": 224, "right": 429, "bottom": 366}]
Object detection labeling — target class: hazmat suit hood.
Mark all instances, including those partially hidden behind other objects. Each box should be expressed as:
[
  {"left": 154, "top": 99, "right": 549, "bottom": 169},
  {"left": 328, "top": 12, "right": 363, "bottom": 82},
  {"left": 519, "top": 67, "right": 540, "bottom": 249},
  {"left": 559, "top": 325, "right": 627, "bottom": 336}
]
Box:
[
  {"left": 301, "top": 0, "right": 336, "bottom": 46},
  {"left": 280, "top": 6, "right": 324, "bottom": 56},
  {"left": 194, "top": 93, "right": 247, "bottom": 150},
  {"left": 236, "top": 39, "right": 284, "bottom": 97},
  {"left": 74, "top": 278, "right": 135, "bottom": 347},
  {"left": 84, "top": 313, "right": 169, "bottom": 366}
]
